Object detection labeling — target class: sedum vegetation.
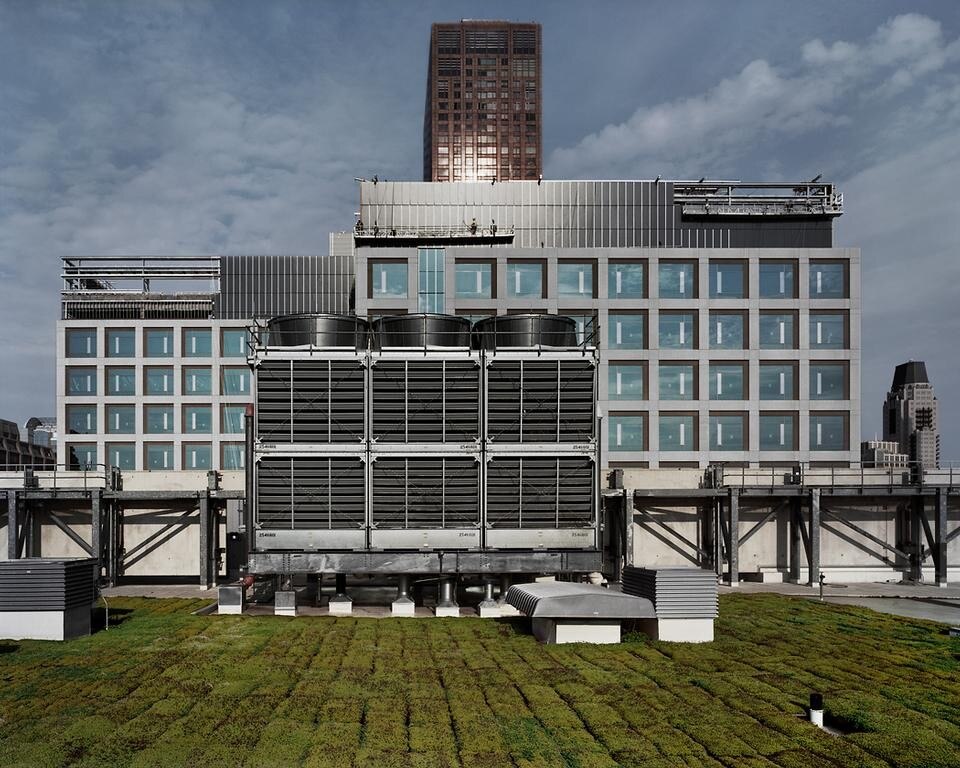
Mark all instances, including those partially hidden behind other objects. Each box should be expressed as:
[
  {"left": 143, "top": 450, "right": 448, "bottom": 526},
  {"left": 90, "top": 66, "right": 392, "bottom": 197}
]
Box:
[{"left": 0, "top": 594, "right": 959, "bottom": 767}]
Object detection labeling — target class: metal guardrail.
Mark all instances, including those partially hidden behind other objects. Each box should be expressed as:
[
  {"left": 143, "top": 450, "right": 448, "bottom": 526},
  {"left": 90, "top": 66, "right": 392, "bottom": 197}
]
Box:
[
  {"left": 353, "top": 223, "right": 515, "bottom": 240},
  {"left": 0, "top": 463, "right": 116, "bottom": 491},
  {"left": 708, "top": 461, "right": 959, "bottom": 489}
]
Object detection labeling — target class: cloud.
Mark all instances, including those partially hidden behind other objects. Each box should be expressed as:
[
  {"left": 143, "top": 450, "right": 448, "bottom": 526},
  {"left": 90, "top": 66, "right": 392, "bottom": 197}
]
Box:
[{"left": 548, "top": 14, "right": 960, "bottom": 179}]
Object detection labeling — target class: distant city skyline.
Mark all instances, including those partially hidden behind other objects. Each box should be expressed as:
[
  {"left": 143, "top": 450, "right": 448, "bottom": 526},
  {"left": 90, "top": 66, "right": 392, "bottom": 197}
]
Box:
[{"left": 1, "top": 1, "right": 959, "bottom": 456}]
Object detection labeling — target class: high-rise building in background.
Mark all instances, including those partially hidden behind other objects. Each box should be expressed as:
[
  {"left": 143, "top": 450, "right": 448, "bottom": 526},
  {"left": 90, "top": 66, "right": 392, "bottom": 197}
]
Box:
[
  {"left": 883, "top": 361, "right": 940, "bottom": 469},
  {"left": 423, "top": 20, "right": 541, "bottom": 182}
]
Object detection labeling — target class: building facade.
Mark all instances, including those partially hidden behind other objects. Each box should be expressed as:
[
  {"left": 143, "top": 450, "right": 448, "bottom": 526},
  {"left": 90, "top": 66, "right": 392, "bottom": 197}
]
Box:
[
  {"left": 423, "top": 20, "right": 541, "bottom": 182},
  {"left": 354, "top": 179, "right": 859, "bottom": 470},
  {"left": 883, "top": 361, "right": 940, "bottom": 469}
]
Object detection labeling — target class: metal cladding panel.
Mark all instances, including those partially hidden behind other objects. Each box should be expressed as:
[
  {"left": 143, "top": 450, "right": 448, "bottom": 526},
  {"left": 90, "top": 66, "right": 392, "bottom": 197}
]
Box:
[
  {"left": 255, "top": 360, "right": 365, "bottom": 444},
  {"left": 264, "top": 314, "right": 368, "bottom": 349},
  {"left": 0, "top": 559, "right": 97, "bottom": 611},
  {"left": 372, "top": 360, "right": 480, "bottom": 443},
  {"left": 486, "top": 456, "right": 594, "bottom": 529},
  {"left": 256, "top": 457, "right": 365, "bottom": 532},
  {"left": 373, "top": 314, "right": 471, "bottom": 348},
  {"left": 372, "top": 457, "right": 480, "bottom": 529},
  {"left": 505, "top": 582, "right": 655, "bottom": 619},
  {"left": 621, "top": 567, "right": 719, "bottom": 619}
]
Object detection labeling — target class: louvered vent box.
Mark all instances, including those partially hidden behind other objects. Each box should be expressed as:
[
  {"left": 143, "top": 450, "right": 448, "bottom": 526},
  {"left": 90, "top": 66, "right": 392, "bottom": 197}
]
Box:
[{"left": 0, "top": 558, "right": 97, "bottom": 641}]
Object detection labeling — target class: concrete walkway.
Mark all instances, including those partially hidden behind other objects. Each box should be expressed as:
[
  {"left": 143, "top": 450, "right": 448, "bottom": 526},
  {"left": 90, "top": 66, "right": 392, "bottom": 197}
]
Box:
[{"left": 720, "top": 581, "right": 960, "bottom": 599}]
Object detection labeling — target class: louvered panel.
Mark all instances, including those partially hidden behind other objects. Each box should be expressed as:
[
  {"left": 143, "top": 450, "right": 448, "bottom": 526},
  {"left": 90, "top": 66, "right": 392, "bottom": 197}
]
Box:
[
  {"left": 256, "top": 457, "right": 293, "bottom": 529},
  {"left": 521, "top": 361, "right": 560, "bottom": 442},
  {"left": 290, "top": 457, "right": 365, "bottom": 530},
  {"left": 372, "top": 457, "right": 408, "bottom": 528},
  {"left": 519, "top": 457, "right": 559, "bottom": 527},
  {"left": 291, "top": 361, "right": 330, "bottom": 443},
  {"left": 557, "top": 458, "right": 595, "bottom": 527},
  {"left": 372, "top": 362, "right": 406, "bottom": 442},
  {"left": 329, "top": 362, "right": 365, "bottom": 442},
  {"left": 443, "top": 458, "right": 481, "bottom": 526},
  {"left": 256, "top": 361, "right": 292, "bottom": 442},
  {"left": 407, "top": 362, "right": 444, "bottom": 442},
  {"left": 372, "top": 457, "right": 480, "bottom": 529},
  {"left": 405, "top": 458, "right": 444, "bottom": 527},
  {"left": 444, "top": 361, "right": 480, "bottom": 441},
  {"left": 558, "top": 361, "right": 595, "bottom": 442},
  {"left": 327, "top": 458, "right": 366, "bottom": 528},
  {"left": 487, "top": 362, "right": 521, "bottom": 442},
  {"left": 486, "top": 458, "right": 521, "bottom": 528}
]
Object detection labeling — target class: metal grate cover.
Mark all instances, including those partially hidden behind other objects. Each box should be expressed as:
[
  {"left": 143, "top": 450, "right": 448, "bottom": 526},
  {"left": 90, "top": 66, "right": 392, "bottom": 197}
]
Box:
[
  {"left": 372, "top": 457, "right": 480, "bottom": 529},
  {"left": 257, "top": 457, "right": 365, "bottom": 530},
  {"left": 486, "top": 457, "right": 594, "bottom": 528},
  {"left": 0, "top": 559, "right": 97, "bottom": 611},
  {"left": 621, "top": 567, "right": 718, "bottom": 619}
]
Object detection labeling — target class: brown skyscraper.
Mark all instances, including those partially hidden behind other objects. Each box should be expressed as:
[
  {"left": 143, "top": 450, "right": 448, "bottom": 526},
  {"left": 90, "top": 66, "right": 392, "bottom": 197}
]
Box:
[{"left": 423, "top": 20, "right": 541, "bottom": 182}]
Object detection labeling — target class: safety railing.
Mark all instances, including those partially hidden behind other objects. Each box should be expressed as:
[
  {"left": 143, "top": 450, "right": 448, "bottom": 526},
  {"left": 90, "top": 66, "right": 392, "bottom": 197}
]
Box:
[{"left": 708, "top": 461, "right": 958, "bottom": 490}]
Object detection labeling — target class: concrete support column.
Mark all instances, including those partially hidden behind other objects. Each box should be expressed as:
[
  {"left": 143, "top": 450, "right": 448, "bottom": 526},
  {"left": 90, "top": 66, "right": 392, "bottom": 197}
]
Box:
[
  {"left": 713, "top": 500, "right": 723, "bottom": 578},
  {"left": 26, "top": 505, "right": 40, "bottom": 558},
  {"left": 329, "top": 573, "right": 353, "bottom": 615},
  {"left": 789, "top": 498, "right": 802, "bottom": 584},
  {"left": 199, "top": 495, "right": 213, "bottom": 590},
  {"left": 935, "top": 488, "right": 948, "bottom": 586},
  {"left": 91, "top": 494, "right": 102, "bottom": 578},
  {"left": 727, "top": 490, "right": 739, "bottom": 586},
  {"left": 808, "top": 489, "right": 821, "bottom": 587},
  {"left": 478, "top": 578, "right": 500, "bottom": 618},
  {"left": 392, "top": 574, "right": 415, "bottom": 617},
  {"left": 6, "top": 491, "right": 17, "bottom": 560},
  {"left": 910, "top": 497, "right": 924, "bottom": 582},
  {"left": 435, "top": 576, "right": 459, "bottom": 617}
]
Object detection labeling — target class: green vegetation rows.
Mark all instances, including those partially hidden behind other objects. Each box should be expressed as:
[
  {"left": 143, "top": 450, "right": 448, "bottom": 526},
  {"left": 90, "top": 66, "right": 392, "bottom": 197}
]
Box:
[{"left": 1, "top": 594, "right": 959, "bottom": 767}]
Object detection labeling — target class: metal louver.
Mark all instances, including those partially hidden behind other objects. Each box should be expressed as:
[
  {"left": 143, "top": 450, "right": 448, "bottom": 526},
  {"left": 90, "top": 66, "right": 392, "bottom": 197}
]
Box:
[
  {"left": 486, "top": 457, "right": 594, "bottom": 529},
  {"left": 256, "top": 457, "right": 365, "bottom": 530},
  {"left": 372, "top": 457, "right": 480, "bottom": 529}
]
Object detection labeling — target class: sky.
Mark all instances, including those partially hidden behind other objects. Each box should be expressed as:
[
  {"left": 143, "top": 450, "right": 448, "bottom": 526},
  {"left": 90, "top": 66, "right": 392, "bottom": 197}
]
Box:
[{"left": 1, "top": 1, "right": 959, "bottom": 456}]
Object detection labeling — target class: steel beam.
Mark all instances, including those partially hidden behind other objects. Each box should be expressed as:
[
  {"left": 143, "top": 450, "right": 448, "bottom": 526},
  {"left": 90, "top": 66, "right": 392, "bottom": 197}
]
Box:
[
  {"left": 935, "top": 488, "right": 948, "bottom": 586},
  {"left": 910, "top": 497, "right": 924, "bottom": 582},
  {"left": 789, "top": 498, "right": 802, "bottom": 583},
  {"left": 821, "top": 506, "right": 910, "bottom": 560},
  {"left": 46, "top": 510, "right": 94, "bottom": 556},
  {"left": 91, "top": 494, "right": 102, "bottom": 571},
  {"left": 199, "top": 496, "right": 212, "bottom": 589},
  {"left": 727, "top": 489, "right": 739, "bottom": 586},
  {"left": 6, "top": 491, "right": 17, "bottom": 560},
  {"left": 809, "top": 489, "right": 821, "bottom": 586}
]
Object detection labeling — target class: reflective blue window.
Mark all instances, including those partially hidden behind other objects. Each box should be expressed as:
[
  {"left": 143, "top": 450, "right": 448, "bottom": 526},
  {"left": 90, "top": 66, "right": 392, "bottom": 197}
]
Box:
[
  {"left": 107, "top": 367, "right": 135, "bottom": 396},
  {"left": 810, "top": 413, "right": 848, "bottom": 450},
  {"left": 809, "top": 313, "right": 846, "bottom": 349},
  {"left": 106, "top": 443, "right": 135, "bottom": 470},
  {"left": 558, "top": 262, "right": 594, "bottom": 298},
  {"left": 371, "top": 261, "right": 408, "bottom": 298},
  {"left": 710, "top": 364, "right": 745, "bottom": 400},
  {"left": 69, "top": 444, "right": 97, "bottom": 470},
  {"left": 810, "top": 262, "right": 846, "bottom": 298},
  {"left": 418, "top": 248, "right": 445, "bottom": 313},
  {"left": 709, "top": 262, "right": 745, "bottom": 298},
  {"left": 759, "top": 414, "right": 796, "bottom": 450},
  {"left": 759, "top": 262, "right": 796, "bottom": 298},
  {"left": 105, "top": 406, "right": 135, "bottom": 434},
  {"left": 221, "top": 329, "right": 248, "bottom": 358},
  {"left": 183, "top": 406, "right": 212, "bottom": 434},
  {"left": 608, "top": 313, "right": 645, "bottom": 349},
  {"left": 184, "top": 367, "right": 211, "bottom": 395},
  {"left": 810, "top": 363, "right": 847, "bottom": 400},
  {"left": 710, "top": 414, "right": 746, "bottom": 450},
  {"left": 709, "top": 312, "right": 745, "bottom": 349},
  {"left": 222, "top": 406, "right": 246, "bottom": 434},
  {"left": 659, "top": 364, "right": 695, "bottom": 401},
  {"left": 507, "top": 262, "right": 543, "bottom": 298},
  {"left": 222, "top": 443, "right": 245, "bottom": 470},
  {"left": 608, "top": 262, "right": 644, "bottom": 298},
  {"left": 145, "top": 367, "right": 174, "bottom": 395},
  {"left": 759, "top": 363, "right": 796, "bottom": 400},
  {"left": 221, "top": 368, "right": 250, "bottom": 395},
  {"left": 660, "top": 414, "right": 695, "bottom": 451},
  {"left": 66, "top": 329, "right": 96, "bottom": 358},
  {"left": 145, "top": 405, "right": 174, "bottom": 434},
  {"left": 759, "top": 312, "right": 796, "bottom": 349},
  {"left": 183, "top": 329, "right": 212, "bottom": 357},
  {"left": 609, "top": 414, "right": 645, "bottom": 451},
  {"left": 608, "top": 364, "right": 644, "bottom": 400},
  {"left": 659, "top": 312, "right": 696, "bottom": 349},
  {"left": 145, "top": 443, "right": 174, "bottom": 470},
  {"left": 659, "top": 262, "right": 696, "bottom": 298},
  {"left": 455, "top": 262, "right": 492, "bottom": 298},
  {"left": 144, "top": 329, "right": 172, "bottom": 358},
  {"left": 107, "top": 329, "right": 136, "bottom": 358},
  {"left": 67, "top": 367, "right": 96, "bottom": 395},
  {"left": 184, "top": 443, "right": 212, "bottom": 470},
  {"left": 66, "top": 406, "right": 97, "bottom": 434}
]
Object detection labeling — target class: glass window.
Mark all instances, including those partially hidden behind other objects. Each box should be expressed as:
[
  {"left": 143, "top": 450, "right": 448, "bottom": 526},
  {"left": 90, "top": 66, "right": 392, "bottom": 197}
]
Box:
[
  {"left": 183, "top": 329, "right": 212, "bottom": 357},
  {"left": 106, "top": 367, "right": 135, "bottom": 396},
  {"left": 68, "top": 444, "right": 97, "bottom": 470},
  {"left": 145, "top": 367, "right": 174, "bottom": 395},
  {"left": 609, "top": 414, "right": 645, "bottom": 451},
  {"left": 810, "top": 262, "right": 847, "bottom": 298},
  {"left": 659, "top": 363, "right": 695, "bottom": 400},
  {"left": 106, "top": 329, "right": 136, "bottom": 358},
  {"left": 710, "top": 414, "right": 746, "bottom": 450},
  {"left": 105, "top": 406, "right": 136, "bottom": 434},
  {"left": 709, "top": 312, "right": 745, "bottom": 349},
  {"left": 144, "top": 405, "right": 174, "bottom": 434},
  {"left": 66, "top": 367, "right": 96, "bottom": 395},
  {"left": 221, "top": 368, "right": 250, "bottom": 395},
  {"left": 563, "top": 312, "right": 596, "bottom": 345},
  {"left": 221, "top": 329, "right": 248, "bottom": 358},
  {"left": 184, "top": 366, "right": 212, "bottom": 395},
  {"left": 106, "top": 443, "right": 135, "bottom": 470},
  {"left": 709, "top": 262, "right": 745, "bottom": 298},
  {"left": 371, "top": 261, "right": 408, "bottom": 298},
  {"left": 659, "top": 312, "right": 696, "bottom": 349},
  {"left": 760, "top": 414, "right": 797, "bottom": 450},
  {"left": 759, "top": 363, "right": 797, "bottom": 400},
  {"left": 183, "top": 406, "right": 212, "bottom": 434},
  {"left": 608, "top": 313, "right": 645, "bottom": 349},
  {"left": 558, "top": 262, "right": 594, "bottom": 298},
  {"left": 759, "top": 312, "right": 796, "bottom": 349},
  {"left": 507, "top": 261, "right": 543, "bottom": 298},
  {"left": 810, "top": 413, "right": 848, "bottom": 451},
  {"left": 710, "top": 364, "right": 745, "bottom": 400},
  {"left": 810, "top": 363, "right": 847, "bottom": 400},
  {"left": 759, "top": 261, "right": 796, "bottom": 298},
  {"left": 66, "top": 406, "right": 96, "bottom": 434},
  {"left": 658, "top": 261, "right": 696, "bottom": 299},
  {"left": 222, "top": 443, "right": 245, "bottom": 470},
  {"left": 145, "top": 443, "right": 174, "bottom": 470},
  {"left": 418, "top": 248, "right": 445, "bottom": 313},
  {"left": 608, "top": 262, "right": 644, "bottom": 298},
  {"left": 66, "top": 329, "right": 96, "bottom": 358},
  {"left": 608, "top": 364, "right": 644, "bottom": 400},
  {"left": 222, "top": 405, "right": 246, "bottom": 434},
  {"left": 809, "top": 313, "right": 846, "bottom": 349},
  {"left": 455, "top": 261, "right": 492, "bottom": 298},
  {"left": 184, "top": 443, "right": 212, "bottom": 470},
  {"left": 660, "top": 414, "right": 695, "bottom": 451},
  {"left": 144, "top": 329, "right": 173, "bottom": 357}
]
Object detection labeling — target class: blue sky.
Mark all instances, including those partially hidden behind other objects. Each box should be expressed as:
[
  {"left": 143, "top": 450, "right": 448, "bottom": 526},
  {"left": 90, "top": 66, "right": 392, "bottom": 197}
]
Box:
[{"left": 1, "top": 1, "right": 959, "bottom": 456}]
